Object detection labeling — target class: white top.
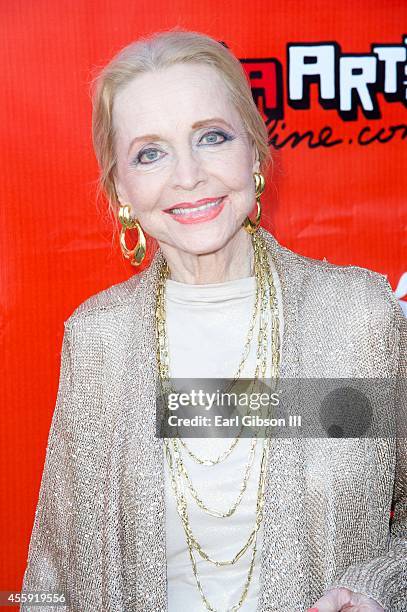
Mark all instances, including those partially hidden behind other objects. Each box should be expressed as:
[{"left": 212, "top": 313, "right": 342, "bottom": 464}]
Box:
[{"left": 163, "top": 273, "right": 278, "bottom": 612}]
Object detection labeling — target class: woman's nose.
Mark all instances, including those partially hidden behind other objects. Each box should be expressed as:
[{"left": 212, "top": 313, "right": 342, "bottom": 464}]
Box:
[{"left": 171, "top": 149, "right": 206, "bottom": 191}]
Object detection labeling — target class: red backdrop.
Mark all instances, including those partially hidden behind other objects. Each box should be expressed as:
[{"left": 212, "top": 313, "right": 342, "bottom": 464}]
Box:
[{"left": 1, "top": 0, "right": 406, "bottom": 598}]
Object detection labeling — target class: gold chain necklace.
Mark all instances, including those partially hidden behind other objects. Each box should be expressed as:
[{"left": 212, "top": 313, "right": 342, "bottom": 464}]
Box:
[
  {"left": 161, "top": 233, "right": 278, "bottom": 536},
  {"left": 157, "top": 232, "right": 273, "bottom": 466},
  {"left": 165, "top": 434, "right": 268, "bottom": 566},
  {"left": 156, "top": 231, "right": 281, "bottom": 611},
  {"left": 170, "top": 435, "right": 258, "bottom": 518},
  {"left": 164, "top": 433, "right": 270, "bottom": 611}
]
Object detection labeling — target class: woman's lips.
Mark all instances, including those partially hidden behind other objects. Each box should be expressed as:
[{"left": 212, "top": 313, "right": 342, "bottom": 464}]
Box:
[{"left": 164, "top": 196, "right": 226, "bottom": 225}]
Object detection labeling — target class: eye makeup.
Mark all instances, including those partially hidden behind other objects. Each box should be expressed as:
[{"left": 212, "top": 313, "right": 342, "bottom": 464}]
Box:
[{"left": 131, "top": 128, "right": 236, "bottom": 166}]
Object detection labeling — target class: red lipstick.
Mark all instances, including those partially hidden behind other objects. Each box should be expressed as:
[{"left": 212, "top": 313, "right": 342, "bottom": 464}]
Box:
[{"left": 163, "top": 196, "right": 226, "bottom": 225}]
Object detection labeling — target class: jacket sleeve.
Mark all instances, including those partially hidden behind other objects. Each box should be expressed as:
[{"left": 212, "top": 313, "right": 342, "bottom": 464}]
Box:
[
  {"left": 326, "top": 284, "right": 407, "bottom": 611},
  {"left": 20, "top": 322, "right": 75, "bottom": 612}
]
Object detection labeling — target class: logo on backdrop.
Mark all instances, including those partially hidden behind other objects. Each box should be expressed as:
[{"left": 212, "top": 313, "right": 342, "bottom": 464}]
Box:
[{"left": 221, "top": 35, "right": 407, "bottom": 148}]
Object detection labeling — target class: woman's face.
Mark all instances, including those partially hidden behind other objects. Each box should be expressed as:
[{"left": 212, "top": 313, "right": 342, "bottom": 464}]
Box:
[{"left": 113, "top": 62, "right": 260, "bottom": 256}]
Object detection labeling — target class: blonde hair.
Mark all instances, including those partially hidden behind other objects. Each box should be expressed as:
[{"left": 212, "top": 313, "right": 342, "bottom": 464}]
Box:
[{"left": 90, "top": 27, "right": 272, "bottom": 254}]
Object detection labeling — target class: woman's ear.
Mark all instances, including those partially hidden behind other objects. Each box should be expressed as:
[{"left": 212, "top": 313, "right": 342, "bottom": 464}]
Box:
[
  {"left": 252, "top": 144, "right": 260, "bottom": 173},
  {"left": 113, "top": 180, "right": 128, "bottom": 206}
]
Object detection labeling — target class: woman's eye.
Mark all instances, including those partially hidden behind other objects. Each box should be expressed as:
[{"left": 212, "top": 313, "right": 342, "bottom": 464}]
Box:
[
  {"left": 133, "top": 130, "right": 232, "bottom": 166},
  {"left": 200, "top": 130, "right": 229, "bottom": 145},
  {"left": 135, "top": 148, "right": 164, "bottom": 165}
]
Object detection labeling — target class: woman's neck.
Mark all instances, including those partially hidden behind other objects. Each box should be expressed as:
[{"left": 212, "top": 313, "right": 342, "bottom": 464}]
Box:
[{"left": 157, "top": 229, "right": 254, "bottom": 284}]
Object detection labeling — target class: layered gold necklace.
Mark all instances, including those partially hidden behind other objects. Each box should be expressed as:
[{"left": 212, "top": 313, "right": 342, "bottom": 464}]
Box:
[{"left": 156, "top": 230, "right": 281, "bottom": 612}]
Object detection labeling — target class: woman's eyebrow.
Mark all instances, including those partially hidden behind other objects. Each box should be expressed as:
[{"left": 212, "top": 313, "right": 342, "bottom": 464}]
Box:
[
  {"left": 128, "top": 133, "right": 162, "bottom": 154},
  {"left": 191, "top": 117, "right": 234, "bottom": 130},
  {"left": 127, "top": 118, "right": 234, "bottom": 154}
]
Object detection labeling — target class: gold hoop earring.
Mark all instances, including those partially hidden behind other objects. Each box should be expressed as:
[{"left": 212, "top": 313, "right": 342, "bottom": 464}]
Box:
[
  {"left": 242, "top": 172, "right": 265, "bottom": 234},
  {"left": 118, "top": 204, "right": 146, "bottom": 266}
]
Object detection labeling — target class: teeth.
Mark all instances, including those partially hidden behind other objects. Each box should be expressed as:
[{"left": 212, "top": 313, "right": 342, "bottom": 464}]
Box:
[{"left": 170, "top": 198, "right": 223, "bottom": 215}]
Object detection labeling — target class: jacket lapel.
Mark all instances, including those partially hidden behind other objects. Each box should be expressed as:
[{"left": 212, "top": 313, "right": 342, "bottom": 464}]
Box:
[
  {"left": 257, "top": 230, "right": 312, "bottom": 610},
  {"left": 115, "top": 250, "right": 168, "bottom": 611}
]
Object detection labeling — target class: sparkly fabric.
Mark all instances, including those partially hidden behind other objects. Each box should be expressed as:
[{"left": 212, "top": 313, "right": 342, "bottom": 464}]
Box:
[
  {"left": 20, "top": 227, "right": 406, "bottom": 611},
  {"left": 164, "top": 274, "right": 270, "bottom": 611}
]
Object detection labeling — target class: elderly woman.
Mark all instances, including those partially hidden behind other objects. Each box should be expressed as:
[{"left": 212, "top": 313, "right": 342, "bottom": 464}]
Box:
[{"left": 21, "top": 29, "right": 405, "bottom": 612}]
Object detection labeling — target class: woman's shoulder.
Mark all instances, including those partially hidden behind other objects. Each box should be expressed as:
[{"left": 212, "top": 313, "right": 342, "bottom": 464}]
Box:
[
  {"left": 263, "top": 230, "right": 402, "bottom": 321},
  {"left": 63, "top": 266, "right": 151, "bottom": 331},
  {"left": 262, "top": 227, "right": 397, "bottom": 312}
]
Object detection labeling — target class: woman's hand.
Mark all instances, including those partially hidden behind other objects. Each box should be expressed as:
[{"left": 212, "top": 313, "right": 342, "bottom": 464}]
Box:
[{"left": 307, "top": 587, "right": 385, "bottom": 611}]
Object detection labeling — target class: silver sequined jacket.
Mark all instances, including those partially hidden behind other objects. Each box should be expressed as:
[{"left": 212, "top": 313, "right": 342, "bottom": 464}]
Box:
[{"left": 21, "top": 228, "right": 406, "bottom": 611}]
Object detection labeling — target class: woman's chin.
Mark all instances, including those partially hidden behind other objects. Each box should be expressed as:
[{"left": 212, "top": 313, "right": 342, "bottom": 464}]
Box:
[
  {"left": 155, "top": 218, "right": 245, "bottom": 256},
  {"left": 178, "top": 230, "right": 239, "bottom": 256}
]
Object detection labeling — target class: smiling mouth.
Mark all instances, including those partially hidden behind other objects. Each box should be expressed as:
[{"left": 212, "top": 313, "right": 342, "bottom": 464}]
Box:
[
  {"left": 163, "top": 196, "right": 227, "bottom": 225},
  {"left": 166, "top": 197, "right": 225, "bottom": 216}
]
